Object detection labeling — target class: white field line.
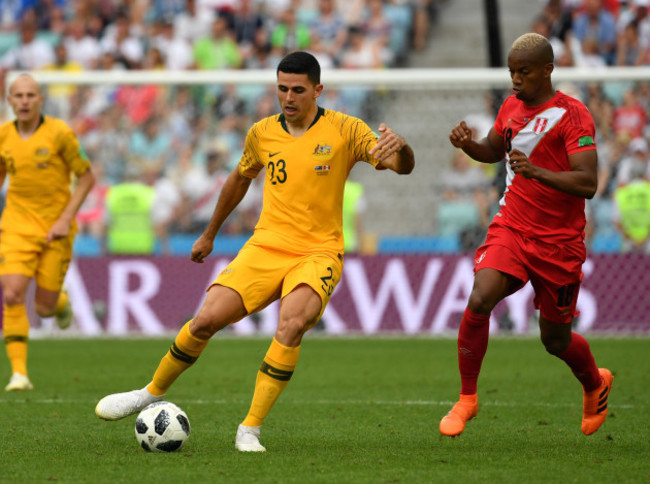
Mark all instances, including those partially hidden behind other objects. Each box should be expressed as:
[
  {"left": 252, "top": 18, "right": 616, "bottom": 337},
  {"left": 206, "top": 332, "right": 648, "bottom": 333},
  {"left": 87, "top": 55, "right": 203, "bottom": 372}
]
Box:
[{"left": 0, "top": 398, "right": 636, "bottom": 409}]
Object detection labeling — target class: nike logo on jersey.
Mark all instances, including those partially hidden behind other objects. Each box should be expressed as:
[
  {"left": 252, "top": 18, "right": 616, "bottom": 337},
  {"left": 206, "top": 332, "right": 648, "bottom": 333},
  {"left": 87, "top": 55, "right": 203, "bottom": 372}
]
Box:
[{"left": 269, "top": 152, "right": 281, "bottom": 157}]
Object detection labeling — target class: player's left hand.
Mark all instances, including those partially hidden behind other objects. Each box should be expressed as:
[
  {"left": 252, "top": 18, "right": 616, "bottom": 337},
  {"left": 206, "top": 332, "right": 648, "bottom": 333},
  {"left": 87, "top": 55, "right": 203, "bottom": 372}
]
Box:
[
  {"left": 508, "top": 149, "right": 537, "bottom": 179},
  {"left": 370, "top": 123, "right": 406, "bottom": 165},
  {"left": 46, "top": 219, "right": 70, "bottom": 244}
]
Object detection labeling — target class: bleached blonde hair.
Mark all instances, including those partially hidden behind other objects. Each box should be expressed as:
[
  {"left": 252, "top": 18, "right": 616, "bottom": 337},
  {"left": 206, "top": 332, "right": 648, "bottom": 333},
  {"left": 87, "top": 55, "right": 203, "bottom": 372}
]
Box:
[{"left": 510, "top": 33, "right": 554, "bottom": 64}]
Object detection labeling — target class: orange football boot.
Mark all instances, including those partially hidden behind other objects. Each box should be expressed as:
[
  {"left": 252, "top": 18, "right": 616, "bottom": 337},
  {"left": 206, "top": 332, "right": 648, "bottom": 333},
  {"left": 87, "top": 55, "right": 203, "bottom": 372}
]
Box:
[
  {"left": 582, "top": 368, "right": 614, "bottom": 435},
  {"left": 439, "top": 394, "right": 478, "bottom": 437}
]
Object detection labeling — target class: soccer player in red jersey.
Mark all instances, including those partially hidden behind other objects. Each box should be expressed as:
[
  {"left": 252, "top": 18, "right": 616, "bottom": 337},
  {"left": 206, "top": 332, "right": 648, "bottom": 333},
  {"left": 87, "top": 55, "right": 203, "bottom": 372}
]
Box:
[{"left": 439, "top": 33, "right": 613, "bottom": 437}]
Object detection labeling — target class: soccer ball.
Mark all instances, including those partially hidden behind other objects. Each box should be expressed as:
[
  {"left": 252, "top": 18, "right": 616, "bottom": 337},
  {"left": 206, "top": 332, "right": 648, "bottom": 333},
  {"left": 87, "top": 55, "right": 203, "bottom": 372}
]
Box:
[{"left": 134, "top": 401, "right": 190, "bottom": 452}]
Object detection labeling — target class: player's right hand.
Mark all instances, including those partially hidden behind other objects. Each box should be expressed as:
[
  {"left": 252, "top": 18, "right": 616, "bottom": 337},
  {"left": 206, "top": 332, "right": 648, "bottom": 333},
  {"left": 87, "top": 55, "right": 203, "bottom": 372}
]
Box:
[
  {"left": 449, "top": 121, "right": 472, "bottom": 148},
  {"left": 190, "top": 235, "right": 213, "bottom": 264}
]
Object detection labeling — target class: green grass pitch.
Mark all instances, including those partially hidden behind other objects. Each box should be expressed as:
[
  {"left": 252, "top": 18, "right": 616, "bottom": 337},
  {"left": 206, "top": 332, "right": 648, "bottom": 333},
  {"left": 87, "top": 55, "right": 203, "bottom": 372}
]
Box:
[{"left": 1, "top": 337, "right": 648, "bottom": 483}]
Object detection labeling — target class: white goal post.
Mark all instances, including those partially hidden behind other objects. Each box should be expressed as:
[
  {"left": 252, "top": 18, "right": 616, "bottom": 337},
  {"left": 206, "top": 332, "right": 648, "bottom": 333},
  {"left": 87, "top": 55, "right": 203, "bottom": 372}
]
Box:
[{"left": 7, "top": 66, "right": 650, "bottom": 94}]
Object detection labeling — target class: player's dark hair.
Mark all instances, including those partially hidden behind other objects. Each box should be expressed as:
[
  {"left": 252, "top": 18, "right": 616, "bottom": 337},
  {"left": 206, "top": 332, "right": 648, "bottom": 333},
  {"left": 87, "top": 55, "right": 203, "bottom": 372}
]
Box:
[{"left": 277, "top": 51, "right": 321, "bottom": 85}]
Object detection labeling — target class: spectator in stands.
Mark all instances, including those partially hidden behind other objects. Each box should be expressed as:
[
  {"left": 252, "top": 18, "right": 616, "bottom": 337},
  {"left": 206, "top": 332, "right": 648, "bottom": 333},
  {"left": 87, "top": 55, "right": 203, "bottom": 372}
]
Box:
[
  {"left": 1, "top": 0, "right": 30, "bottom": 29},
  {"left": 308, "top": 0, "right": 348, "bottom": 63},
  {"left": 613, "top": 87, "right": 648, "bottom": 140},
  {"left": 141, "top": 163, "right": 182, "bottom": 255},
  {"left": 613, "top": 163, "right": 650, "bottom": 253},
  {"left": 574, "top": 36, "right": 608, "bottom": 68},
  {"left": 342, "top": 180, "right": 367, "bottom": 254},
  {"left": 340, "top": 25, "right": 384, "bottom": 68},
  {"left": 0, "top": 17, "right": 55, "bottom": 70},
  {"left": 307, "top": 33, "right": 336, "bottom": 70},
  {"left": 231, "top": 0, "right": 265, "bottom": 58},
  {"left": 64, "top": 18, "right": 102, "bottom": 69},
  {"left": 572, "top": 0, "right": 618, "bottom": 65},
  {"left": 129, "top": 117, "right": 172, "bottom": 175},
  {"left": 436, "top": 149, "right": 491, "bottom": 251},
  {"left": 42, "top": 41, "right": 83, "bottom": 119},
  {"left": 270, "top": 8, "right": 312, "bottom": 56},
  {"left": 617, "top": 18, "right": 643, "bottom": 65},
  {"left": 100, "top": 12, "right": 144, "bottom": 69},
  {"left": 180, "top": 146, "right": 231, "bottom": 234},
  {"left": 409, "top": 0, "right": 433, "bottom": 52},
  {"left": 616, "top": 136, "right": 650, "bottom": 186},
  {"left": 360, "top": 0, "right": 394, "bottom": 66},
  {"left": 114, "top": 81, "right": 162, "bottom": 126},
  {"left": 143, "top": 45, "right": 166, "bottom": 70},
  {"left": 104, "top": 166, "right": 157, "bottom": 255},
  {"left": 32, "top": 0, "right": 66, "bottom": 33},
  {"left": 82, "top": 105, "right": 130, "bottom": 184},
  {"left": 149, "top": 16, "right": 193, "bottom": 71},
  {"left": 243, "top": 29, "right": 282, "bottom": 69},
  {"left": 542, "top": 0, "right": 573, "bottom": 44},
  {"left": 213, "top": 83, "right": 247, "bottom": 121},
  {"left": 174, "top": 0, "right": 215, "bottom": 43},
  {"left": 193, "top": 14, "right": 243, "bottom": 69},
  {"left": 633, "top": 0, "right": 650, "bottom": 61}
]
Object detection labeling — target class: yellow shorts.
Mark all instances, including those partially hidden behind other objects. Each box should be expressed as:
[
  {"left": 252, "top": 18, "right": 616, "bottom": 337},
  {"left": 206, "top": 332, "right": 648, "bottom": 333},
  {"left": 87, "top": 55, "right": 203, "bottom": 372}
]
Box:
[
  {"left": 214, "top": 243, "right": 343, "bottom": 322},
  {"left": 0, "top": 230, "right": 74, "bottom": 291}
]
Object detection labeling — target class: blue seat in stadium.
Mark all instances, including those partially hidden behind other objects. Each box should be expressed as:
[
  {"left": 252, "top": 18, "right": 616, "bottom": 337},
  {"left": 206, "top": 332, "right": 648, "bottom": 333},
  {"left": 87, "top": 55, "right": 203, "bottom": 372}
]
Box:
[
  {"left": 73, "top": 233, "right": 102, "bottom": 257},
  {"left": 590, "top": 230, "right": 622, "bottom": 253},
  {"left": 168, "top": 234, "right": 249, "bottom": 256},
  {"left": 378, "top": 235, "right": 460, "bottom": 254}
]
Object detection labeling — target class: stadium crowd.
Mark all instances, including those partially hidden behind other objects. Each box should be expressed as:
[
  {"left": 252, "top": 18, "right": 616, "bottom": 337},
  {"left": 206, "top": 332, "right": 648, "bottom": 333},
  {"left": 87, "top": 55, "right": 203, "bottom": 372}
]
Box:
[{"left": 0, "top": 0, "right": 649, "bottom": 254}]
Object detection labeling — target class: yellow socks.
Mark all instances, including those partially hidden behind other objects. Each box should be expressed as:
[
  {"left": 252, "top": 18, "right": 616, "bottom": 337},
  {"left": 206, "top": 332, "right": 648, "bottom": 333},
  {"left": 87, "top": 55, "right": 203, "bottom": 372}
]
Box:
[
  {"left": 242, "top": 338, "right": 300, "bottom": 427},
  {"left": 3, "top": 304, "right": 30, "bottom": 375},
  {"left": 147, "top": 321, "right": 209, "bottom": 396}
]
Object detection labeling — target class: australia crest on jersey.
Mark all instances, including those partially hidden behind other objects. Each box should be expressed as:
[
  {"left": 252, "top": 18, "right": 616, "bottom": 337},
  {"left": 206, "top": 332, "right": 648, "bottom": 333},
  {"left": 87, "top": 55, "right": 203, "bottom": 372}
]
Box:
[{"left": 313, "top": 142, "right": 333, "bottom": 174}]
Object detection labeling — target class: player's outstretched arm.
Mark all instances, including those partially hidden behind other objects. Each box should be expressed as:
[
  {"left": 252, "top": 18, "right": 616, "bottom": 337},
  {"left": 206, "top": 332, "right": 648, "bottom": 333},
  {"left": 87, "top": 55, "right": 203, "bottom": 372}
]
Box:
[
  {"left": 191, "top": 167, "right": 252, "bottom": 264},
  {"left": 369, "top": 123, "right": 414, "bottom": 174},
  {"left": 47, "top": 168, "right": 95, "bottom": 244},
  {"left": 450, "top": 122, "right": 504, "bottom": 164}
]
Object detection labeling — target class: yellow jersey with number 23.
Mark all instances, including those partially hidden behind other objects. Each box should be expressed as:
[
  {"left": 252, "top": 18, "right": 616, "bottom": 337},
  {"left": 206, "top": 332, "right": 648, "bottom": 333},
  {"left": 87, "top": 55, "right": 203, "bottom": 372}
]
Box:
[{"left": 239, "top": 107, "right": 380, "bottom": 256}]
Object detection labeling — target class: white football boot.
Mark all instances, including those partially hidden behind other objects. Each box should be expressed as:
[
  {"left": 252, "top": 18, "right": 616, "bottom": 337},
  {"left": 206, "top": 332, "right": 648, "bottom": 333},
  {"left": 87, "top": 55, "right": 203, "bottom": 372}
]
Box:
[
  {"left": 5, "top": 373, "right": 34, "bottom": 391},
  {"left": 95, "top": 385, "right": 162, "bottom": 420},
  {"left": 235, "top": 424, "right": 266, "bottom": 452}
]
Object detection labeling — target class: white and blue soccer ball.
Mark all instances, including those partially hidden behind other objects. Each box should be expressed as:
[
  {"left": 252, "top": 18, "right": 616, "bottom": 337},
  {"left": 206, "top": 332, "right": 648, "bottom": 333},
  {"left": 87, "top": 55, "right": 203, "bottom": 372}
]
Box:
[{"left": 134, "top": 401, "right": 190, "bottom": 452}]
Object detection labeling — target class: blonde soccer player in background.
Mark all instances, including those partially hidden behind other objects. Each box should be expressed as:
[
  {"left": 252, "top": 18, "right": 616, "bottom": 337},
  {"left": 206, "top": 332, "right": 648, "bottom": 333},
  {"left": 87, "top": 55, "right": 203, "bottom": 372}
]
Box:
[
  {"left": 95, "top": 51, "right": 414, "bottom": 452},
  {"left": 0, "top": 74, "right": 95, "bottom": 391}
]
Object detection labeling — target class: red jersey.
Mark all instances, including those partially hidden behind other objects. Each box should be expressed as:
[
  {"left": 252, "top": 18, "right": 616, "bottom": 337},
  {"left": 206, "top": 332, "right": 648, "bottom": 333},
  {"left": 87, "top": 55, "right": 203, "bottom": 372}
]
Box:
[{"left": 492, "top": 91, "right": 596, "bottom": 243}]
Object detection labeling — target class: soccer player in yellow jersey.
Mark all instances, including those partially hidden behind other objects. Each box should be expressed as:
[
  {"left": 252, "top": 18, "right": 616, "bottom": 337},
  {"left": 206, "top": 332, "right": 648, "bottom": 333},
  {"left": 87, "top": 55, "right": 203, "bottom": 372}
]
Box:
[
  {"left": 0, "top": 74, "right": 95, "bottom": 391},
  {"left": 96, "top": 51, "right": 415, "bottom": 451}
]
